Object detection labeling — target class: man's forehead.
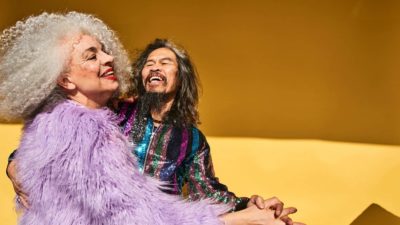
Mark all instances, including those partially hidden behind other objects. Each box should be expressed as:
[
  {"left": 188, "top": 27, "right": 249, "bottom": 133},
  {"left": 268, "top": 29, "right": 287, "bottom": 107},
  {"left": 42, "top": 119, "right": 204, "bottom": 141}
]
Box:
[{"left": 147, "top": 47, "right": 176, "bottom": 60}]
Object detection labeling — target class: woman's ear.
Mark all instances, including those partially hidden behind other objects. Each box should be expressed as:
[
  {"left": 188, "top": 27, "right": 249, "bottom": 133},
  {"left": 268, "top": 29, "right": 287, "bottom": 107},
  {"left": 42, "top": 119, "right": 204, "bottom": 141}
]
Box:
[{"left": 57, "top": 74, "right": 76, "bottom": 90}]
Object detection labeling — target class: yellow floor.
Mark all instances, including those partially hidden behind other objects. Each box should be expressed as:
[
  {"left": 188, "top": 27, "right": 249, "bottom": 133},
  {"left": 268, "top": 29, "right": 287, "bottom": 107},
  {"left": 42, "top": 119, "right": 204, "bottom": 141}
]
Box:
[
  {"left": 1, "top": 124, "right": 399, "bottom": 225},
  {"left": 208, "top": 137, "right": 400, "bottom": 225}
]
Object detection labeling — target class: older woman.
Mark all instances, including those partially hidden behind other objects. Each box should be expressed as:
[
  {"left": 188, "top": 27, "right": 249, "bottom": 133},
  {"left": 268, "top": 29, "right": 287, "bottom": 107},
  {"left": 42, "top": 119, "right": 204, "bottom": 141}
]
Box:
[{"left": 0, "top": 12, "right": 294, "bottom": 225}]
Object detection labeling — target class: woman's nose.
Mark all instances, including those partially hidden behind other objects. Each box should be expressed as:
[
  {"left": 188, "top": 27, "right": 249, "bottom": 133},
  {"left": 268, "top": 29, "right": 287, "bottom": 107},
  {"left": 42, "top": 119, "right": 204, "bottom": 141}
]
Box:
[{"left": 101, "top": 51, "right": 114, "bottom": 65}]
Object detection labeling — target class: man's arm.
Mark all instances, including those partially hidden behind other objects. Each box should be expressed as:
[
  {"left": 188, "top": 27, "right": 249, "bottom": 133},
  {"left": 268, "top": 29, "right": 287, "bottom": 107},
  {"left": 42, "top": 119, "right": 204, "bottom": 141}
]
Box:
[
  {"left": 6, "top": 149, "right": 16, "bottom": 178},
  {"left": 6, "top": 149, "right": 30, "bottom": 208},
  {"left": 184, "top": 130, "right": 249, "bottom": 211}
]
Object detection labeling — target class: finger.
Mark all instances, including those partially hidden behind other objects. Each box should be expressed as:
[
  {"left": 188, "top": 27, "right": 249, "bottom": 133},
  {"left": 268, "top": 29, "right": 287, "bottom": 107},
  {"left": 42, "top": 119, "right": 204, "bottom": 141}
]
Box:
[
  {"left": 280, "top": 207, "right": 298, "bottom": 217},
  {"left": 16, "top": 194, "right": 30, "bottom": 209},
  {"left": 18, "top": 192, "right": 29, "bottom": 201},
  {"left": 14, "top": 185, "right": 28, "bottom": 197},
  {"left": 248, "top": 195, "right": 261, "bottom": 207},
  {"left": 13, "top": 182, "right": 24, "bottom": 193},
  {"left": 255, "top": 196, "right": 265, "bottom": 209},
  {"left": 249, "top": 195, "right": 258, "bottom": 203},
  {"left": 6, "top": 160, "right": 16, "bottom": 179},
  {"left": 280, "top": 216, "right": 293, "bottom": 225},
  {"left": 270, "top": 202, "right": 284, "bottom": 218},
  {"left": 264, "top": 197, "right": 283, "bottom": 207},
  {"left": 19, "top": 196, "right": 30, "bottom": 208},
  {"left": 15, "top": 188, "right": 29, "bottom": 206}
]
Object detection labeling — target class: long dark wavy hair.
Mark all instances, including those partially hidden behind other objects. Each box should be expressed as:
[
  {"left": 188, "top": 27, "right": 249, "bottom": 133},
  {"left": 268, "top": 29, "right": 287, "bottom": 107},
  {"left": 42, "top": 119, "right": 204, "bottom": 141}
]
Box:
[{"left": 133, "top": 39, "right": 201, "bottom": 127}]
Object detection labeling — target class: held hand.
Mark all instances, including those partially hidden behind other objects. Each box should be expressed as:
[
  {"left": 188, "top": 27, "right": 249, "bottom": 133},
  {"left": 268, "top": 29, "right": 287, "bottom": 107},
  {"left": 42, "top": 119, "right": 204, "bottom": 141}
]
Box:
[
  {"left": 222, "top": 205, "right": 286, "bottom": 225},
  {"left": 7, "top": 160, "right": 29, "bottom": 208},
  {"left": 261, "top": 197, "right": 306, "bottom": 225},
  {"left": 248, "top": 194, "right": 266, "bottom": 209},
  {"left": 279, "top": 212, "right": 306, "bottom": 225},
  {"left": 262, "top": 196, "right": 285, "bottom": 218},
  {"left": 248, "top": 196, "right": 289, "bottom": 218}
]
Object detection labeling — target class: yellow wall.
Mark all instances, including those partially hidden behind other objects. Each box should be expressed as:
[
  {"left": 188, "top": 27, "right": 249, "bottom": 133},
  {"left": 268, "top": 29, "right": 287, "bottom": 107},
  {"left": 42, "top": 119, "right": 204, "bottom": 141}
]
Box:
[{"left": 0, "top": 0, "right": 399, "bottom": 144}]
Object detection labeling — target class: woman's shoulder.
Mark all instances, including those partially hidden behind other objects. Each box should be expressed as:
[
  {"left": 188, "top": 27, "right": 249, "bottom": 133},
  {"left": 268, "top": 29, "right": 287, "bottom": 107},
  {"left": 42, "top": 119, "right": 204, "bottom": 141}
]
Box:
[{"left": 31, "top": 100, "right": 115, "bottom": 130}]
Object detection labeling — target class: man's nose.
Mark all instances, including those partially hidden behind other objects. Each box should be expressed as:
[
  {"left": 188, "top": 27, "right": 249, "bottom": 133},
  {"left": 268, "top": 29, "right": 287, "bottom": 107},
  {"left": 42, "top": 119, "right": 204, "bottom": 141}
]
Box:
[{"left": 149, "top": 62, "right": 161, "bottom": 71}]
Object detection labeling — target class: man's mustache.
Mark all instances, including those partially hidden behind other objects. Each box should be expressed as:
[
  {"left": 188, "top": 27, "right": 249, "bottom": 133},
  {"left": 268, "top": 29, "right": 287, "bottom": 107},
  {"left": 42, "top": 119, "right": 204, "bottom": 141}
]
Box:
[{"left": 145, "top": 72, "right": 167, "bottom": 84}]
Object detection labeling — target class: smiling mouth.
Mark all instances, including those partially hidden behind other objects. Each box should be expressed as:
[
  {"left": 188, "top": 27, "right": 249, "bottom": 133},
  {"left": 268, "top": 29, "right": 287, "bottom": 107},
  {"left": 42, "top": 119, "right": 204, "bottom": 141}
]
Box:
[
  {"left": 104, "top": 75, "right": 117, "bottom": 81},
  {"left": 147, "top": 73, "right": 166, "bottom": 84},
  {"left": 100, "top": 68, "right": 115, "bottom": 78}
]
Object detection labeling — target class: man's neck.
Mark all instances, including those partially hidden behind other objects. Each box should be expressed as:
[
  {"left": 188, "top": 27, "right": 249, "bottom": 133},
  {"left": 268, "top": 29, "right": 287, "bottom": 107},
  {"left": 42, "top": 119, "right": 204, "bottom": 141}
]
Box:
[{"left": 150, "top": 97, "right": 174, "bottom": 122}]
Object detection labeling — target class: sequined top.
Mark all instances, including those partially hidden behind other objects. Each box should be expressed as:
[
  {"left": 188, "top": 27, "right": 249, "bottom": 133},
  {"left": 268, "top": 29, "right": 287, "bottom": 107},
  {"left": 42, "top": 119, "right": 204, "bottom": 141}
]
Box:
[{"left": 116, "top": 101, "right": 248, "bottom": 210}]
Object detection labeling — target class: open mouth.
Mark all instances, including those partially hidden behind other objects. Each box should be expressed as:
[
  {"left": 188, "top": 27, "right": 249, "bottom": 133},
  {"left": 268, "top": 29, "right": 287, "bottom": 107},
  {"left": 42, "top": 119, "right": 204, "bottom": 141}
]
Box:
[{"left": 147, "top": 73, "right": 166, "bottom": 84}]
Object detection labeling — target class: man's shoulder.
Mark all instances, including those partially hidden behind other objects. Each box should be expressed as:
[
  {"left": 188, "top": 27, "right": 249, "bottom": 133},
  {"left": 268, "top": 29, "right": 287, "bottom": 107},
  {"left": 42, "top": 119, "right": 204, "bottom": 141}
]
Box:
[{"left": 187, "top": 125, "right": 208, "bottom": 143}]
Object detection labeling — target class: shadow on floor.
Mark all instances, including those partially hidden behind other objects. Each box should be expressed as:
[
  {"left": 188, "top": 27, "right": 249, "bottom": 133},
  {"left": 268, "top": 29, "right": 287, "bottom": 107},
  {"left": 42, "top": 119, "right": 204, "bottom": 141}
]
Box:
[{"left": 350, "top": 203, "right": 400, "bottom": 225}]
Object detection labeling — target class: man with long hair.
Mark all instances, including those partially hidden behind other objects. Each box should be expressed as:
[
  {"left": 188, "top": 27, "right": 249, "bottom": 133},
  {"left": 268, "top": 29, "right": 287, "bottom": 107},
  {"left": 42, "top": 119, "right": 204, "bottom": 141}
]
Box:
[{"left": 117, "top": 39, "right": 293, "bottom": 217}]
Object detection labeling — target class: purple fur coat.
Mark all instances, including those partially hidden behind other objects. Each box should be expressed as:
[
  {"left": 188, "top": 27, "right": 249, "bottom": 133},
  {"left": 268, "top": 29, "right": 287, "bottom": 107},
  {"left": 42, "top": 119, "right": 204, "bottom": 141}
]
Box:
[{"left": 15, "top": 100, "right": 228, "bottom": 225}]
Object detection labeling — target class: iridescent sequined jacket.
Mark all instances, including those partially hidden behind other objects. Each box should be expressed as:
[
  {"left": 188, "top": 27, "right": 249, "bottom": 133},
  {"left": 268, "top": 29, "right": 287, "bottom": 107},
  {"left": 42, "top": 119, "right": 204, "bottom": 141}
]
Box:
[{"left": 116, "top": 101, "right": 249, "bottom": 211}]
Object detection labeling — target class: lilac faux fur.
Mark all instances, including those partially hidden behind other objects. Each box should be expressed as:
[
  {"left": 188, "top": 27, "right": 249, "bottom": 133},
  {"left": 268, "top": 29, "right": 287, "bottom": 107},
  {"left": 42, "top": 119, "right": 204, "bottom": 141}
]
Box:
[{"left": 15, "top": 100, "right": 229, "bottom": 225}]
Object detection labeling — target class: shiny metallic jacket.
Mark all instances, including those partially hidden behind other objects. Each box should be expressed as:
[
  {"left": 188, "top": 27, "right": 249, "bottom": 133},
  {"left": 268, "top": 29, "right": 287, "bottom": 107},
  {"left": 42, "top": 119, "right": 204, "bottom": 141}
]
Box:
[{"left": 117, "top": 101, "right": 248, "bottom": 211}]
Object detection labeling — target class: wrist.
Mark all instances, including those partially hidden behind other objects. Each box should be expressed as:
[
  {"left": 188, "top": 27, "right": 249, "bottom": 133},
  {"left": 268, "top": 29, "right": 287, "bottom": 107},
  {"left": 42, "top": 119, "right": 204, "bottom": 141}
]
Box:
[
  {"left": 220, "top": 211, "right": 246, "bottom": 225},
  {"left": 234, "top": 197, "right": 250, "bottom": 211}
]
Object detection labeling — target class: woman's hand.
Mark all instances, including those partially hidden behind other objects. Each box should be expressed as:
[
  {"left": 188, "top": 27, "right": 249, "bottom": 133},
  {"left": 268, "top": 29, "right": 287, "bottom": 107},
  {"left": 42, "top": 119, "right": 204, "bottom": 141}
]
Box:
[{"left": 221, "top": 205, "right": 285, "bottom": 225}]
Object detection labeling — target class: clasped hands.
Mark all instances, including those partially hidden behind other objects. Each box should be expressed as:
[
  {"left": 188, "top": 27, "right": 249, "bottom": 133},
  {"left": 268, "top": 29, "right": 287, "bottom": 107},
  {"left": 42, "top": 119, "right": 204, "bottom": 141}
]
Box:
[{"left": 222, "top": 195, "right": 305, "bottom": 225}]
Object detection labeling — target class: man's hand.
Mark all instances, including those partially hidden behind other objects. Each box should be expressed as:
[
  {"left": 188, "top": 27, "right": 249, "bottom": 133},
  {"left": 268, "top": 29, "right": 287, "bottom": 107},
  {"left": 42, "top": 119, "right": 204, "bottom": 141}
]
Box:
[
  {"left": 248, "top": 196, "right": 305, "bottom": 225},
  {"left": 248, "top": 195, "right": 285, "bottom": 218},
  {"left": 264, "top": 197, "right": 305, "bottom": 225},
  {"left": 7, "top": 160, "right": 29, "bottom": 208},
  {"left": 248, "top": 195, "right": 267, "bottom": 209}
]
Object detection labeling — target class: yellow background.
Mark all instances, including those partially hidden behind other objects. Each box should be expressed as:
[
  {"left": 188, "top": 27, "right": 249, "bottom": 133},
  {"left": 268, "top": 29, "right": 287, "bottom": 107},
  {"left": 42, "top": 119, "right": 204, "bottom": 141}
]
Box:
[{"left": 0, "top": 0, "right": 399, "bottom": 224}]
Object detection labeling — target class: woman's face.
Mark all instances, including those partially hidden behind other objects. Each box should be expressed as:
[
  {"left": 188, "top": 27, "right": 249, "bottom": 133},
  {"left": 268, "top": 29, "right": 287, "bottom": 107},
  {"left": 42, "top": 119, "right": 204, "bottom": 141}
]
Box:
[{"left": 64, "top": 34, "right": 118, "bottom": 102}]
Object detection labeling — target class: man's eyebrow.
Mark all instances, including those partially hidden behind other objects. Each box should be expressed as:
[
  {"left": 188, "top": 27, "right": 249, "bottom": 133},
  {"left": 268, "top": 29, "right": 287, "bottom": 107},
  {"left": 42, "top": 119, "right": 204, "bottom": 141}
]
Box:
[
  {"left": 160, "top": 57, "right": 173, "bottom": 61},
  {"left": 145, "top": 57, "right": 174, "bottom": 63}
]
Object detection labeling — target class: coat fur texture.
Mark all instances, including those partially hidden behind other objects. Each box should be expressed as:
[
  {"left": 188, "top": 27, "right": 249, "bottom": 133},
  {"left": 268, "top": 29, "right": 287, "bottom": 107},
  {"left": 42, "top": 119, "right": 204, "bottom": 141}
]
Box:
[{"left": 15, "top": 100, "right": 228, "bottom": 225}]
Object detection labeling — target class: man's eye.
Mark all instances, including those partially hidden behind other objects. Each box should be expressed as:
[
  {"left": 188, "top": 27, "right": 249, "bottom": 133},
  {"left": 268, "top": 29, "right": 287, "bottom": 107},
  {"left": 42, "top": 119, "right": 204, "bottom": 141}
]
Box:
[
  {"left": 161, "top": 61, "right": 172, "bottom": 65},
  {"left": 88, "top": 55, "right": 97, "bottom": 60}
]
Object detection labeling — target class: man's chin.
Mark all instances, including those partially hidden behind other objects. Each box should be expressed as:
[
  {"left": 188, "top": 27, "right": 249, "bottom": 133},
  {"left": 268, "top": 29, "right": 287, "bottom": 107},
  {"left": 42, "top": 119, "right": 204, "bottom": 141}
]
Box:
[{"left": 145, "top": 87, "right": 164, "bottom": 93}]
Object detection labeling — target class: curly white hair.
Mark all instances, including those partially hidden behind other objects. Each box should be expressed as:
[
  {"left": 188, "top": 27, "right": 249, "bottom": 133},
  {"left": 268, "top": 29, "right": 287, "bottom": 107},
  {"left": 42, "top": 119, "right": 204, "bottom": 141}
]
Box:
[{"left": 0, "top": 11, "right": 132, "bottom": 122}]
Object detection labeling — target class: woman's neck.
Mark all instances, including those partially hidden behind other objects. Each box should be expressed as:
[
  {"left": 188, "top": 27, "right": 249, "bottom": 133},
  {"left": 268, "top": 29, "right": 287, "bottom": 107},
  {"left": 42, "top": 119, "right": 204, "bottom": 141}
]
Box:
[{"left": 68, "top": 92, "right": 109, "bottom": 109}]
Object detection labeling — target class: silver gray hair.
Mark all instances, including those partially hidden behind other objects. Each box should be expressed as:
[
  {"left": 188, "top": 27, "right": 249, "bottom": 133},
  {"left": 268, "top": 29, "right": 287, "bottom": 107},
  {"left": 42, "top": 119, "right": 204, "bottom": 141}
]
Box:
[{"left": 0, "top": 12, "right": 132, "bottom": 122}]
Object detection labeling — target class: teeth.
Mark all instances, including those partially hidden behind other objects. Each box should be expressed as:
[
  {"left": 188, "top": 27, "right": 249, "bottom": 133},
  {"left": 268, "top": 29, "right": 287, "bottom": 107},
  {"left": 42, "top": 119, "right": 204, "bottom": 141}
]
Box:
[
  {"left": 100, "top": 71, "right": 114, "bottom": 77},
  {"left": 105, "top": 71, "right": 114, "bottom": 76},
  {"left": 150, "top": 76, "right": 162, "bottom": 81}
]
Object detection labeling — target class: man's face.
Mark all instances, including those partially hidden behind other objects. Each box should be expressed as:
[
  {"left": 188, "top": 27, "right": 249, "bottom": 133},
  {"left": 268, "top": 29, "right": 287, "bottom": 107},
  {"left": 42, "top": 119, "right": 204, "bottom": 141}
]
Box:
[{"left": 141, "top": 47, "right": 179, "bottom": 96}]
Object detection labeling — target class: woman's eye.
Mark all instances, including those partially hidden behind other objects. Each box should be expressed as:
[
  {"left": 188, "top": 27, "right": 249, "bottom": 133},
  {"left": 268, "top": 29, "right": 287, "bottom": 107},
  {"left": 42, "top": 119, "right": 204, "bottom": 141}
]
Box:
[{"left": 88, "top": 55, "right": 97, "bottom": 60}]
